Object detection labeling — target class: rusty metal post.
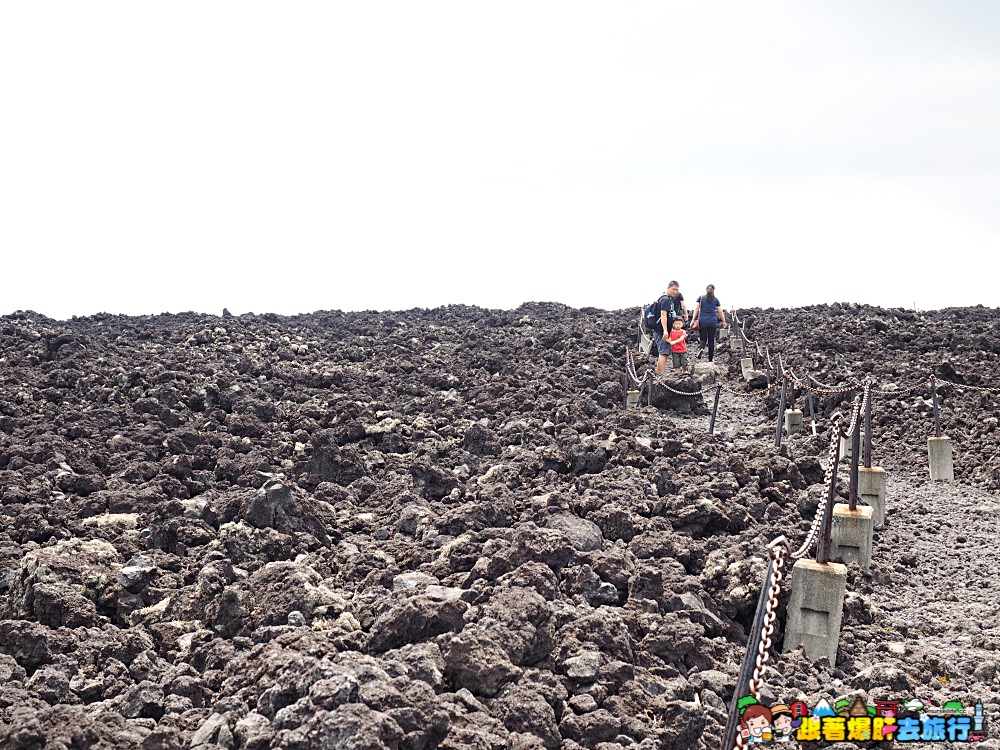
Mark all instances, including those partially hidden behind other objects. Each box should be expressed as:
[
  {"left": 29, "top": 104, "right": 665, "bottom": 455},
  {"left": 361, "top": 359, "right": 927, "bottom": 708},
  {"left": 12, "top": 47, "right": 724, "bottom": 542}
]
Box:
[
  {"left": 849, "top": 413, "right": 861, "bottom": 512},
  {"left": 931, "top": 377, "right": 942, "bottom": 438},
  {"left": 807, "top": 377, "right": 817, "bottom": 436},
  {"left": 774, "top": 378, "right": 787, "bottom": 449},
  {"left": 863, "top": 379, "right": 873, "bottom": 469},
  {"left": 816, "top": 434, "right": 842, "bottom": 564},
  {"left": 710, "top": 384, "right": 722, "bottom": 435},
  {"left": 720, "top": 558, "right": 777, "bottom": 750}
]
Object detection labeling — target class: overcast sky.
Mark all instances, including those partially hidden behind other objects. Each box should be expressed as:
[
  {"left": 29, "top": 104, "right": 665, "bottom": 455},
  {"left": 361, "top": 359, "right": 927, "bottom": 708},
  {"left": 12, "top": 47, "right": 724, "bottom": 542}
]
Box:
[{"left": 3, "top": 1, "right": 999, "bottom": 320}]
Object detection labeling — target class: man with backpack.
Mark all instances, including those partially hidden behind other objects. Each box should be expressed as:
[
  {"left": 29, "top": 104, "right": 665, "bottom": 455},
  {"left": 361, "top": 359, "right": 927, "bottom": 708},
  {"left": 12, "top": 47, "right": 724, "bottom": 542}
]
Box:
[{"left": 647, "top": 281, "right": 688, "bottom": 375}]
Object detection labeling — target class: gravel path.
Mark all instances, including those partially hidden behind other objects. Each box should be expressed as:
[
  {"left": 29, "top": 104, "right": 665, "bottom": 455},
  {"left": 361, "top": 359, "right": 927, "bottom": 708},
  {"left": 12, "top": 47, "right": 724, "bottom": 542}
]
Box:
[{"left": 851, "top": 470, "right": 1000, "bottom": 749}]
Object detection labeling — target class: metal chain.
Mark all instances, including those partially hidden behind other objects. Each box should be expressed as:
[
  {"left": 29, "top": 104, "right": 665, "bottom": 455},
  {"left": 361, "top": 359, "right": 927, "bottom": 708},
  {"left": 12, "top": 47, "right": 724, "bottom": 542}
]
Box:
[
  {"left": 731, "top": 412, "right": 845, "bottom": 750},
  {"left": 653, "top": 370, "right": 789, "bottom": 398},
  {"left": 647, "top": 370, "right": 710, "bottom": 396},
  {"left": 718, "top": 378, "right": 785, "bottom": 399},
  {"left": 728, "top": 415, "right": 843, "bottom": 750},
  {"left": 842, "top": 382, "right": 872, "bottom": 437},
  {"left": 792, "top": 414, "right": 843, "bottom": 559},
  {"left": 731, "top": 310, "right": 758, "bottom": 349},
  {"left": 625, "top": 348, "right": 651, "bottom": 387},
  {"left": 627, "top": 310, "right": 1000, "bottom": 750},
  {"left": 747, "top": 543, "right": 787, "bottom": 699},
  {"left": 934, "top": 378, "right": 1000, "bottom": 394},
  {"left": 839, "top": 392, "right": 864, "bottom": 438},
  {"left": 784, "top": 367, "right": 861, "bottom": 396},
  {"left": 625, "top": 347, "right": 714, "bottom": 398}
]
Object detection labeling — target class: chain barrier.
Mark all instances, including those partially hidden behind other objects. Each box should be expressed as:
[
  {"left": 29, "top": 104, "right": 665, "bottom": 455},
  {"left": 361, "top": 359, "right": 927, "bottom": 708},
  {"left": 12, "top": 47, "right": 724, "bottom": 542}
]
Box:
[
  {"left": 625, "top": 348, "right": 650, "bottom": 388},
  {"left": 652, "top": 376, "right": 711, "bottom": 397},
  {"left": 823, "top": 374, "right": 1000, "bottom": 400},
  {"left": 792, "top": 413, "right": 844, "bottom": 559},
  {"left": 718, "top": 378, "right": 784, "bottom": 399},
  {"left": 933, "top": 377, "right": 1000, "bottom": 395},
  {"left": 784, "top": 367, "right": 861, "bottom": 396},
  {"left": 622, "top": 308, "right": 1000, "bottom": 748},
  {"left": 838, "top": 389, "right": 866, "bottom": 439},
  {"left": 626, "top": 314, "right": 888, "bottom": 414},
  {"left": 727, "top": 394, "right": 871, "bottom": 748},
  {"left": 622, "top": 310, "right": 892, "bottom": 750},
  {"left": 735, "top": 313, "right": 758, "bottom": 351},
  {"left": 647, "top": 368, "right": 716, "bottom": 397},
  {"left": 722, "top": 408, "right": 849, "bottom": 750},
  {"left": 645, "top": 364, "right": 787, "bottom": 399},
  {"left": 747, "top": 541, "right": 786, "bottom": 699}
]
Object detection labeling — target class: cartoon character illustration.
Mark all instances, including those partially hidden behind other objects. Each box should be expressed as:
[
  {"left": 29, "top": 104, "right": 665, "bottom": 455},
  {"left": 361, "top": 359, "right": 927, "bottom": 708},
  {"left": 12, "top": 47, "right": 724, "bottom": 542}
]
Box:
[
  {"left": 770, "top": 704, "right": 800, "bottom": 743},
  {"left": 740, "top": 702, "right": 773, "bottom": 743}
]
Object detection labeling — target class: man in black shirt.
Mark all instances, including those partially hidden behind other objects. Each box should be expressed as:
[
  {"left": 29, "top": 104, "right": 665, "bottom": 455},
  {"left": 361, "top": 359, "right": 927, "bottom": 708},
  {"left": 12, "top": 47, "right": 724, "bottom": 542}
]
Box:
[{"left": 653, "top": 281, "right": 688, "bottom": 374}]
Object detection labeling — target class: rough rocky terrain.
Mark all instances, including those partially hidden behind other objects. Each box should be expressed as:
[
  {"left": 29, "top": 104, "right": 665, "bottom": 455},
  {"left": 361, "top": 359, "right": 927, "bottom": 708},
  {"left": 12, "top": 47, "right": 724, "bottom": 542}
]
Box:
[{"left": 0, "top": 302, "right": 998, "bottom": 749}]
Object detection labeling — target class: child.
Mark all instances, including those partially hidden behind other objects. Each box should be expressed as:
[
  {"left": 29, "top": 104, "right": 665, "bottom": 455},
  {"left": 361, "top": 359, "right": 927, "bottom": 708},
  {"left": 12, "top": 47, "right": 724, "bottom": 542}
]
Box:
[{"left": 668, "top": 318, "right": 688, "bottom": 374}]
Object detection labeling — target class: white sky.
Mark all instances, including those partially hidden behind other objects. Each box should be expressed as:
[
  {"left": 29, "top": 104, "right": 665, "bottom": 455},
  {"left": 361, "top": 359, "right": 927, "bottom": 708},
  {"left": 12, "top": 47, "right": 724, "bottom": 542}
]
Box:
[{"left": 3, "top": 1, "right": 999, "bottom": 319}]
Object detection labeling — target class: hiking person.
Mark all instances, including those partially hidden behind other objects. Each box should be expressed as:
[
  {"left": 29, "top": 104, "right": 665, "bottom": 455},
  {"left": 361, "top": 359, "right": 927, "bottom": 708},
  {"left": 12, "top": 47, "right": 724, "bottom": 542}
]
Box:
[
  {"left": 667, "top": 318, "right": 689, "bottom": 374},
  {"left": 665, "top": 280, "right": 688, "bottom": 328},
  {"left": 691, "top": 283, "right": 727, "bottom": 362},
  {"left": 651, "top": 282, "right": 686, "bottom": 375}
]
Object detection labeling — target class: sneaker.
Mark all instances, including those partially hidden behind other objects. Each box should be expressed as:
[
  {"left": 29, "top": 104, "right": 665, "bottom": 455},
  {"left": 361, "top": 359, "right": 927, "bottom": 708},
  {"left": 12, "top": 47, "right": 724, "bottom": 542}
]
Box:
[{"left": 696, "top": 348, "right": 704, "bottom": 360}]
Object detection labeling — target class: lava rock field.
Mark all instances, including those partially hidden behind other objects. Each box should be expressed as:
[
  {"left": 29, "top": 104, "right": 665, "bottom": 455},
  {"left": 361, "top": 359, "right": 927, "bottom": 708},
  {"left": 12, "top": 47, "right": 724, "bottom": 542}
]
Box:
[{"left": 1, "top": 302, "right": 999, "bottom": 749}]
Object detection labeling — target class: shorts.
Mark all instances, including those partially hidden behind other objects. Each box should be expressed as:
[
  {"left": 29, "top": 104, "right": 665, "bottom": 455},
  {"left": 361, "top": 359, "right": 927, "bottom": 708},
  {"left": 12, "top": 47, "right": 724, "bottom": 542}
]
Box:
[
  {"left": 672, "top": 351, "right": 688, "bottom": 368},
  {"left": 653, "top": 329, "right": 672, "bottom": 356}
]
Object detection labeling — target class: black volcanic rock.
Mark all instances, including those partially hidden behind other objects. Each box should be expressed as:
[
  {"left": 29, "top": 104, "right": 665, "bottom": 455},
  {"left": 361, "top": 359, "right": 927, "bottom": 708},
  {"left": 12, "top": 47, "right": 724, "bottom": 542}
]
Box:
[{"left": 2, "top": 303, "right": 1000, "bottom": 748}]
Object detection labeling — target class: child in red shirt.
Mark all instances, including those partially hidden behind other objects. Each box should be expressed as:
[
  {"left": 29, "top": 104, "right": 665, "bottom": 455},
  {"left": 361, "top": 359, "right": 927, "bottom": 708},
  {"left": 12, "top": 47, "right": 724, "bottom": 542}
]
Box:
[{"left": 668, "top": 318, "right": 688, "bottom": 374}]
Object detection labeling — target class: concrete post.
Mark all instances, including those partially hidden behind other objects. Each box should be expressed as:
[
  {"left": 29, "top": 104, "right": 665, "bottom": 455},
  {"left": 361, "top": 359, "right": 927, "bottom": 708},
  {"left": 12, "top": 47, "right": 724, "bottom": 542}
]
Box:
[
  {"left": 740, "top": 357, "right": 754, "bottom": 380},
  {"left": 732, "top": 334, "right": 744, "bottom": 351},
  {"left": 639, "top": 332, "right": 653, "bottom": 356},
  {"left": 784, "top": 409, "right": 803, "bottom": 435},
  {"left": 783, "top": 559, "right": 848, "bottom": 666},
  {"left": 840, "top": 433, "right": 865, "bottom": 462},
  {"left": 829, "top": 503, "right": 874, "bottom": 570},
  {"left": 858, "top": 466, "right": 887, "bottom": 528},
  {"left": 626, "top": 390, "right": 640, "bottom": 409},
  {"left": 928, "top": 436, "right": 954, "bottom": 480}
]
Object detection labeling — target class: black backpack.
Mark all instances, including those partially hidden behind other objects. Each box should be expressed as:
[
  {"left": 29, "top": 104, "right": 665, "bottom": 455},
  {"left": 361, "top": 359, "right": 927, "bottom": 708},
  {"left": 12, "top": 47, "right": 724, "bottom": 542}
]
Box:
[{"left": 642, "top": 295, "right": 669, "bottom": 334}]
